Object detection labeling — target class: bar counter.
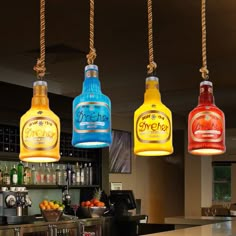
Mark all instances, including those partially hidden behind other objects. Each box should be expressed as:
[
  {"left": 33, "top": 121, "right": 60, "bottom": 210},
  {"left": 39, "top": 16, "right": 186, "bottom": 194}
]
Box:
[
  {"left": 164, "top": 216, "right": 234, "bottom": 229},
  {"left": 140, "top": 220, "right": 236, "bottom": 236},
  {"left": 0, "top": 216, "right": 102, "bottom": 236}
]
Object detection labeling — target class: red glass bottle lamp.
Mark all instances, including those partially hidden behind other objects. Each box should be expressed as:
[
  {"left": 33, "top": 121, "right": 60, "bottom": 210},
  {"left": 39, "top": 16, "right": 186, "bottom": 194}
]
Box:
[{"left": 188, "top": 81, "right": 226, "bottom": 155}]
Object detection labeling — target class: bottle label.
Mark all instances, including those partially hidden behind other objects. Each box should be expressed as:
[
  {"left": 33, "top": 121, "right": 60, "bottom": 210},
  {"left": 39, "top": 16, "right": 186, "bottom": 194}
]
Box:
[
  {"left": 74, "top": 102, "right": 110, "bottom": 133},
  {"left": 22, "top": 117, "right": 59, "bottom": 150},
  {"left": 136, "top": 110, "right": 171, "bottom": 143},
  {"left": 13, "top": 174, "right": 18, "bottom": 184},
  {"left": 190, "top": 111, "right": 223, "bottom": 142}
]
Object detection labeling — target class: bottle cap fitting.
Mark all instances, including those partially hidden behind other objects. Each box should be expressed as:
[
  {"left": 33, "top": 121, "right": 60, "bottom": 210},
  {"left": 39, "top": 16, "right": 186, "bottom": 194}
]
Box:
[
  {"left": 146, "top": 76, "right": 159, "bottom": 82},
  {"left": 33, "top": 80, "right": 47, "bottom": 87},
  {"left": 85, "top": 64, "right": 98, "bottom": 72},
  {"left": 200, "top": 80, "right": 212, "bottom": 86}
]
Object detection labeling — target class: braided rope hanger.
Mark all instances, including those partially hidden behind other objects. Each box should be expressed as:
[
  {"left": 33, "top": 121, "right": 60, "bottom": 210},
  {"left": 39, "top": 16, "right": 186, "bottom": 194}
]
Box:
[
  {"left": 33, "top": 0, "right": 46, "bottom": 79},
  {"left": 147, "top": 0, "right": 157, "bottom": 75},
  {"left": 86, "top": 0, "right": 97, "bottom": 65},
  {"left": 199, "top": 0, "right": 209, "bottom": 80}
]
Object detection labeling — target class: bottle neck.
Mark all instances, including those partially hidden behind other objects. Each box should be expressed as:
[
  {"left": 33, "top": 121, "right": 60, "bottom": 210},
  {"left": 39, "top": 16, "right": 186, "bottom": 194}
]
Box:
[
  {"left": 82, "top": 65, "right": 101, "bottom": 93},
  {"left": 198, "top": 81, "right": 215, "bottom": 105},
  {"left": 144, "top": 76, "right": 161, "bottom": 103},
  {"left": 31, "top": 81, "right": 49, "bottom": 107}
]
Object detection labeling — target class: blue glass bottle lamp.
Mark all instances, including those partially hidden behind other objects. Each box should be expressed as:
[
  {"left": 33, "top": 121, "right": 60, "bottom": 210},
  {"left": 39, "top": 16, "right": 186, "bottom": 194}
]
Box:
[{"left": 72, "top": 64, "right": 112, "bottom": 148}]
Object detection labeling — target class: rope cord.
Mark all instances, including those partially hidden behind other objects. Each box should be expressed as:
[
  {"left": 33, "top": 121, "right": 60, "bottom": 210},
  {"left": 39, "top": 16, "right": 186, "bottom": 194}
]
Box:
[
  {"left": 199, "top": 0, "right": 209, "bottom": 80},
  {"left": 86, "top": 0, "right": 97, "bottom": 65},
  {"left": 147, "top": 0, "right": 157, "bottom": 75},
  {"left": 33, "top": 0, "right": 46, "bottom": 79}
]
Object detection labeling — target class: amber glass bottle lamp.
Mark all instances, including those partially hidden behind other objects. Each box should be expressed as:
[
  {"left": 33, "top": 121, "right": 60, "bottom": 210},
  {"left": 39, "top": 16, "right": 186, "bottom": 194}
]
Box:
[
  {"left": 134, "top": 0, "right": 173, "bottom": 156},
  {"left": 20, "top": 81, "right": 60, "bottom": 162},
  {"left": 19, "top": 0, "right": 60, "bottom": 162},
  {"left": 188, "top": 0, "right": 225, "bottom": 155}
]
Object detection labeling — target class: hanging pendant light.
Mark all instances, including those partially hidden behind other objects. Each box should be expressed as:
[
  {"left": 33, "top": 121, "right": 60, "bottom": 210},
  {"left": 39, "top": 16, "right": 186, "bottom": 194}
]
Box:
[
  {"left": 19, "top": 0, "right": 61, "bottom": 162},
  {"left": 72, "top": 0, "right": 112, "bottom": 149},
  {"left": 188, "top": 0, "right": 226, "bottom": 155},
  {"left": 134, "top": 0, "right": 173, "bottom": 156}
]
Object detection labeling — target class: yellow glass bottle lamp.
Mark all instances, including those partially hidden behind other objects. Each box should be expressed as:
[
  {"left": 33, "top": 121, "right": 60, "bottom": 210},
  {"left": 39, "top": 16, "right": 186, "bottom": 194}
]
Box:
[
  {"left": 134, "top": 0, "right": 173, "bottom": 156},
  {"left": 19, "top": 0, "right": 60, "bottom": 162},
  {"left": 134, "top": 77, "right": 173, "bottom": 156}
]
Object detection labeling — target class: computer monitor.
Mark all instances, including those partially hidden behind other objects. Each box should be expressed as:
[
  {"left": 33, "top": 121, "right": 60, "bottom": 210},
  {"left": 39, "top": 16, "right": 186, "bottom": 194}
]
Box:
[{"left": 109, "top": 190, "right": 136, "bottom": 216}]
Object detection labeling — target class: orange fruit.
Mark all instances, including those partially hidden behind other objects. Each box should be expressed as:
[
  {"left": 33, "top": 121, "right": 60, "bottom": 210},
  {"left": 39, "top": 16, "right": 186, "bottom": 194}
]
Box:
[
  {"left": 85, "top": 201, "right": 91, "bottom": 207},
  {"left": 97, "top": 202, "right": 105, "bottom": 207},
  {"left": 45, "top": 205, "right": 51, "bottom": 210},
  {"left": 49, "top": 201, "right": 54, "bottom": 208},
  {"left": 93, "top": 199, "right": 99, "bottom": 205},
  {"left": 39, "top": 203, "right": 45, "bottom": 210},
  {"left": 43, "top": 200, "right": 49, "bottom": 206}
]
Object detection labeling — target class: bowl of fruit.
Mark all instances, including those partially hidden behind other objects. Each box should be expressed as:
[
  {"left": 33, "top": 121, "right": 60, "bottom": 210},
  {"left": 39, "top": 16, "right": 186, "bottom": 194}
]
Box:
[
  {"left": 39, "top": 200, "right": 65, "bottom": 222},
  {"left": 79, "top": 189, "right": 106, "bottom": 218}
]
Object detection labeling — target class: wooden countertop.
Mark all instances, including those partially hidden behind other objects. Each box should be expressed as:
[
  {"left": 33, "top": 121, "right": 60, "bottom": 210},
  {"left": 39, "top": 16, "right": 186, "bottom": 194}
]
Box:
[
  {"left": 140, "top": 220, "right": 236, "bottom": 236},
  {"left": 140, "top": 216, "right": 236, "bottom": 236},
  {"left": 164, "top": 216, "right": 234, "bottom": 225}
]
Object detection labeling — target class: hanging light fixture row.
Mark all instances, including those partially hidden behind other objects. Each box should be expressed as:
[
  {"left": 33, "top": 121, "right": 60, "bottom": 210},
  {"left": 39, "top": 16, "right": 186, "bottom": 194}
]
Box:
[
  {"left": 18, "top": 0, "right": 226, "bottom": 161},
  {"left": 19, "top": 0, "right": 61, "bottom": 163},
  {"left": 187, "top": 0, "right": 226, "bottom": 155},
  {"left": 133, "top": 0, "right": 174, "bottom": 156}
]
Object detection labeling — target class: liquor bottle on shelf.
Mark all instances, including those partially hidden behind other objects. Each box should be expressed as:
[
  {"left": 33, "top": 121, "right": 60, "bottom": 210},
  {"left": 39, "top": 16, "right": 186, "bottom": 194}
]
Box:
[
  {"left": 31, "top": 164, "right": 38, "bottom": 185},
  {"left": 88, "top": 162, "right": 93, "bottom": 185},
  {"left": 75, "top": 162, "right": 81, "bottom": 186},
  {"left": 10, "top": 164, "right": 18, "bottom": 185},
  {"left": 62, "top": 165, "right": 67, "bottom": 186},
  {"left": 23, "top": 162, "right": 31, "bottom": 185},
  {"left": 84, "top": 163, "right": 89, "bottom": 185},
  {"left": 37, "top": 163, "right": 43, "bottom": 184},
  {"left": 71, "top": 164, "right": 76, "bottom": 185},
  {"left": 17, "top": 161, "right": 24, "bottom": 185},
  {"left": 80, "top": 163, "right": 85, "bottom": 185},
  {"left": 3, "top": 165, "right": 10, "bottom": 185},
  {"left": 56, "top": 164, "right": 62, "bottom": 185},
  {"left": 45, "top": 163, "right": 51, "bottom": 184},
  {"left": 51, "top": 163, "right": 56, "bottom": 185},
  {"left": 66, "top": 163, "right": 72, "bottom": 186},
  {"left": 0, "top": 163, "right": 3, "bottom": 184}
]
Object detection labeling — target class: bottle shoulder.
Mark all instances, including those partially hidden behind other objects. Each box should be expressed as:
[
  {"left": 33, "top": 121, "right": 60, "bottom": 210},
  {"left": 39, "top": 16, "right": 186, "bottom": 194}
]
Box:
[
  {"left": 73, "top": 92, "right": 111, "bottom": 105},
  {"left": 135, "top": 102, "right": 172, "bottom": 116},
  {"left": 20, "top": 108, "right": 60, "bottom": 122},
  {"left": 189, "top": 103, "right": 224, "bottom": 114}
]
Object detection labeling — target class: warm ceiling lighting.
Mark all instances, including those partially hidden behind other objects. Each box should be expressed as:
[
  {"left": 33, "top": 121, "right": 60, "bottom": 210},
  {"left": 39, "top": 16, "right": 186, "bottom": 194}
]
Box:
[
  {"left": 72, "top": 0, "right": 112, "bottom": 149},
  {"left": 19, "top": 0, "right": 60, "bottom": 162},
  {"left": 188, "top": 0, "right": 226, "bottom": 156},
  {"left": 134, "top": 0, "right": 173, "bottom": 156}
]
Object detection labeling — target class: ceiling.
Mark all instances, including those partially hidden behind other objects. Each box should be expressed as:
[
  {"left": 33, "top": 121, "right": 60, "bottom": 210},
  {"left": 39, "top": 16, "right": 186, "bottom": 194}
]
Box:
[{"left": 0, "top": 0, "right": 236, "bottom": 128}]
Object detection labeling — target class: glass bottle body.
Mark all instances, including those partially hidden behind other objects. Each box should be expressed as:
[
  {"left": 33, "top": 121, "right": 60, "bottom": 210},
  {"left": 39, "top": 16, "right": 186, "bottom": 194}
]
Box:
[
  {"left": 10, "top": 164, "right": 18, "bottom": 185},
  {"left": 31, "top": 164, "right": 38, "bottom": 185},
  {"left": 134, "top": 76, "right": 173, "bottom": 156},
  {"left": 3, "top": 166, "right": 10, "bottom": 185},
  {"left": 188, "top": 81, "right": 225, "bottom": 155},
  {"left": 19, "top": 81, "right": 60, "bottom": 162},
  {"left": 23, "top": 162, "right": 31, "bottom": 185},
  {"left": 75, "top": 162, "right": 81, "bottom": 185},
  {"left": 72, "top": 65, "right": 112, "bottom": 148},
  {"left": 56, "top": 164, "right": 62, "bottom": 185},
  {"left": 17, "top": 161, "right": 24, "bottom": 185},
  {"left": 88, "top": 162, "right": 93, "bottom": 185}
]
